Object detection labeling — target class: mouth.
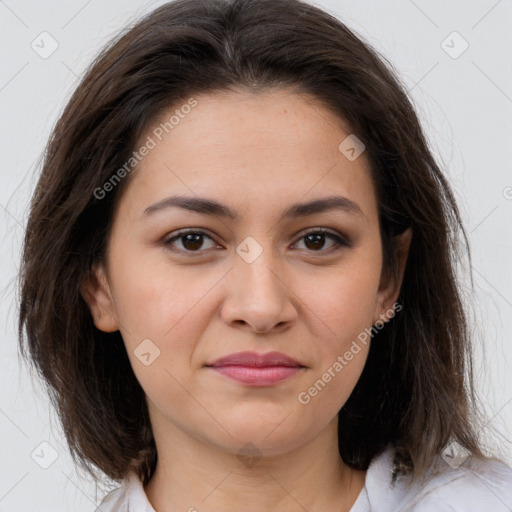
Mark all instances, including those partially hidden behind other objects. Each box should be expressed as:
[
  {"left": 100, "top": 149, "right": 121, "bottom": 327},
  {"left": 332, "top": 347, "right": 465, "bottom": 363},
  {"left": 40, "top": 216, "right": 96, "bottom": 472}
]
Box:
[{"left": 205, "top": 351, "right": 306, "bottom": 386}]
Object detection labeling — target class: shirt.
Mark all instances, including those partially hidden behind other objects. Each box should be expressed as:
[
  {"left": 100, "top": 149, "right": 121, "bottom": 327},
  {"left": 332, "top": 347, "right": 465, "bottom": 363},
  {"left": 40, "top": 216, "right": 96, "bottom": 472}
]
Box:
[{"left": 94, "top": 446, "right": 512, "bottom": 511}]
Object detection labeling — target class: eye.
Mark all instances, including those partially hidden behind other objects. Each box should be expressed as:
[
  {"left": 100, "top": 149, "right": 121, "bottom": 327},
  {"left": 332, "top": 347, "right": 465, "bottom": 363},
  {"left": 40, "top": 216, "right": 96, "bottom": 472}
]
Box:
[
  {"left": 163, "top": 227, "right": 351, "bottom": 255},
  {"left": 292, "top": 228, "right": 351, "bottom": 252},
  {"left": 163, "top": 229, "right": 219, "bottom": 253}
]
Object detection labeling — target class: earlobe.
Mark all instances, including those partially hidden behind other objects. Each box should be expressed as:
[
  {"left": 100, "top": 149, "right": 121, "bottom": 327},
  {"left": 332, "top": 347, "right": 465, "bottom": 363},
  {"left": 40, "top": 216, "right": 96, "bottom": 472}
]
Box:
[
  {"left": 80, "top": 263, "right": 120, "bottom": 333},
  {"left": 374, "top": 228, "right": 412, "bottom": 324}
]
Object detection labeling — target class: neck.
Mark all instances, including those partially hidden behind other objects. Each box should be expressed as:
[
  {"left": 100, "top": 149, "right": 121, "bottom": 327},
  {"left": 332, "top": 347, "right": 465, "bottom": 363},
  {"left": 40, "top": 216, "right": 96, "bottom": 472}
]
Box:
[{"left": 144, "top": 416, "right": 366, "bottom": 512}]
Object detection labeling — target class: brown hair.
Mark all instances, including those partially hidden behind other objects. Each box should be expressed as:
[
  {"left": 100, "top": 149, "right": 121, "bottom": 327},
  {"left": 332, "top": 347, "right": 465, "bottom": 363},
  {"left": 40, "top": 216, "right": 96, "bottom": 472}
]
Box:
[{"left": 18, "top": 0, "right": 485, "bottom": 486}]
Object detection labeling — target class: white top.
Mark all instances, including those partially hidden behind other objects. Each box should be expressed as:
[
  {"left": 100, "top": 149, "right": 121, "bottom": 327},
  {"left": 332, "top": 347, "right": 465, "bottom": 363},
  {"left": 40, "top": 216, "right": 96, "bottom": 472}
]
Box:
[{"left": 94, "top": 447, "right": 512, "bottom": 511}]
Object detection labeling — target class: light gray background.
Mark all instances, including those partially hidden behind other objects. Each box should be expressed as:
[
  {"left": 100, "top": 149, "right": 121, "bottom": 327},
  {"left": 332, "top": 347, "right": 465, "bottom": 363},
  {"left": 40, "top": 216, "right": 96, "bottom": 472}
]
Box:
[{"left": 1, "top": 1, "right": 511, "bottom": 510}]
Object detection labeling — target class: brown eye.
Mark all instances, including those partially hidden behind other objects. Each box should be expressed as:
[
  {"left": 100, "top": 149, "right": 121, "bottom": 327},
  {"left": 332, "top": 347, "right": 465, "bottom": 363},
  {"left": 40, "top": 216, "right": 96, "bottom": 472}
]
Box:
[
  {"left": 294, "top": 229, "right": 350, "bottom": 252},
  {"left": 180, "top": 233, "right": 205, "bottom": 251},
  {"left": 164, "top": 230, "right": 217, "bottom": 253},
  {"left": 304, "top": 233, "right": 328, "bottom": 250},
  {"left": 163, "top": 228, "right": 350, "bottom": 255}
]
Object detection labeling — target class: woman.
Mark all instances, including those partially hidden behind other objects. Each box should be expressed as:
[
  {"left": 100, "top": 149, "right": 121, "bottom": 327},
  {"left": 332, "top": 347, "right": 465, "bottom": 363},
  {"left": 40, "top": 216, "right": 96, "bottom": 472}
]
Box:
[{"left": 18, "top": 0, "right": 512, "bottom": 510}]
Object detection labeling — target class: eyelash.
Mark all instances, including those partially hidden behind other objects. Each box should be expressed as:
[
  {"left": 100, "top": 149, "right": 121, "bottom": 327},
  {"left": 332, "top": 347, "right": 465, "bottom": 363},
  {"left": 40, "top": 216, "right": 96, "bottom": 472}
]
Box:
[{"left": 162, "top": 228, "right": 351, "bottom": 255}]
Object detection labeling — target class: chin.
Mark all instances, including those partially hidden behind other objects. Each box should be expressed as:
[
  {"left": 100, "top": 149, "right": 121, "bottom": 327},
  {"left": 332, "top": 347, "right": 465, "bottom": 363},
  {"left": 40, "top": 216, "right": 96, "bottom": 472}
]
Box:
[{"left": 215, "top": 419, "right": 310, "bottom": 456}]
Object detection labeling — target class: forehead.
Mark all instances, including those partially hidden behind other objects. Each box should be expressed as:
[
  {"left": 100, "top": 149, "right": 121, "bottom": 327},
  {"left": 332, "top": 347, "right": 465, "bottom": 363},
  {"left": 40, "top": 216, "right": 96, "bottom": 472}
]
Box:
[{"left": 118, "top": 88, "right": 378, "bottom": 225}]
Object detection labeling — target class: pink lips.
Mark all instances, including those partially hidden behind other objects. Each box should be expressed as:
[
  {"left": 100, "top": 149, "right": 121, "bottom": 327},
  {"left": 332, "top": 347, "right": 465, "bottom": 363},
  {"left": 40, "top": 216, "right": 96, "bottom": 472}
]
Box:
[{"left": 206, "top": 351, "right": 305, "bottom": 386}]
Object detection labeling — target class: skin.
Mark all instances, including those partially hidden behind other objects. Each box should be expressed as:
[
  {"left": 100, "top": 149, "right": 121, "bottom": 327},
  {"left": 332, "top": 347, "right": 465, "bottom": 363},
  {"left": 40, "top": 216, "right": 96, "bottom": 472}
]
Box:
[{"left": 82, "top": 88, "right": 411, "bottom": 512}]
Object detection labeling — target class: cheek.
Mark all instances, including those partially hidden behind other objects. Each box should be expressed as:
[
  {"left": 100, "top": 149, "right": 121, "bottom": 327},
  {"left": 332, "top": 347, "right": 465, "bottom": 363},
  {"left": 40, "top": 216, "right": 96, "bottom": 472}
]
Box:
[
  {"left": 298, "top": 251, "right": 380, "bottom": 390},
  {"left": 108, "top": 240, "right": 214, "bottom": 342},
  {"left": 109, "top": 255, "right": 212, "bottom": 407},
  {"left": 304, "top": 254, "right": 382, "bottom": 347}
]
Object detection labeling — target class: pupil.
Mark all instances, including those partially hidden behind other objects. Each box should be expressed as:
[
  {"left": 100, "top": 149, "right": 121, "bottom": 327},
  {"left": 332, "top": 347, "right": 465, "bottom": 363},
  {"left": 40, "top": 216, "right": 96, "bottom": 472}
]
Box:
[
  {"left": 305, "top": 233, "right": 324, "bottom": 250},
  {"left": 183, "top": 233, "right": 203, "bottom": 250}
]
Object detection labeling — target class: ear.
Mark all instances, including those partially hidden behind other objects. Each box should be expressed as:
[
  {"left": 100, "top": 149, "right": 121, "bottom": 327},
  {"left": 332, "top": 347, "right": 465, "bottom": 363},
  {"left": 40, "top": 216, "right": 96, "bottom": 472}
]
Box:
[
  {"left": 373, "top": 228, "right": 412, "bottom": 324},
  {"left": 80, "top": 262, "right": 120, "bottom": 333}
]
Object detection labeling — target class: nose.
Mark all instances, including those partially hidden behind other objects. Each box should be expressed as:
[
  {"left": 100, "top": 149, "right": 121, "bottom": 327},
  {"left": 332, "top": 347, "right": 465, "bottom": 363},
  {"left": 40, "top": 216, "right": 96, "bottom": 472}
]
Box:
[{"left": 220, "top": 250, "right": 298, "bottom": 335}]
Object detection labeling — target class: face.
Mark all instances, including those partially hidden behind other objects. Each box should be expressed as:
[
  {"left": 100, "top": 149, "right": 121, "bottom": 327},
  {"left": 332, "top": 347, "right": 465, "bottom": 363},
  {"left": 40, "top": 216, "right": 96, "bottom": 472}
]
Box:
[{"left": 83, "top": 88, "right": 410, "bottom": 457}]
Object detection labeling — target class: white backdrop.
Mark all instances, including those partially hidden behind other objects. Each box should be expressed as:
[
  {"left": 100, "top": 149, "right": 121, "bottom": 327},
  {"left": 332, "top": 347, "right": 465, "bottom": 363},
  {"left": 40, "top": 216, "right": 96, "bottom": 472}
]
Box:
[{"left": 1, "top": 1, "right": 511, "bottom": 510}]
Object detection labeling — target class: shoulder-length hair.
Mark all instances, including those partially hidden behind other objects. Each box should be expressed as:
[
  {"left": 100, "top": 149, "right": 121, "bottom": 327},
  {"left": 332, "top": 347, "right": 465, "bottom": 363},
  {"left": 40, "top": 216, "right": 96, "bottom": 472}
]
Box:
[{"left": 18, "top": 0, "right": 484, "bottom": 486}]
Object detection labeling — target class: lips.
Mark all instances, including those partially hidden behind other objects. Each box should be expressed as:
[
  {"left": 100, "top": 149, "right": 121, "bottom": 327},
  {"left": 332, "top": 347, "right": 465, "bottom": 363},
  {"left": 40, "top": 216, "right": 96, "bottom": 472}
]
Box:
[
  {"left": 205, "top": 351, "right": 305, "bottom": 386},
  {"left": 206, "top": 351, "right": 304, "bottom": 368}
]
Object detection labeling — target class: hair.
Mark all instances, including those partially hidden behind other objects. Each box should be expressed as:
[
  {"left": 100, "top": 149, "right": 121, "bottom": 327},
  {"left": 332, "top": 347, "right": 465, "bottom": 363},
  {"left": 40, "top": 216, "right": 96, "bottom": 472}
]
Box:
[{"left": 18, "top": 0, "right": 486, "bottom": 487}]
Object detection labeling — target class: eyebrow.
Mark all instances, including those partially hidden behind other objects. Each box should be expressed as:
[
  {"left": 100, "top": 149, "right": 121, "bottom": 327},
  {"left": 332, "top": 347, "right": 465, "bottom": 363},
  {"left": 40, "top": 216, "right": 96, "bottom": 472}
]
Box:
[{"left": 142, "top": 194, "right": 365, "bottom": 221}]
